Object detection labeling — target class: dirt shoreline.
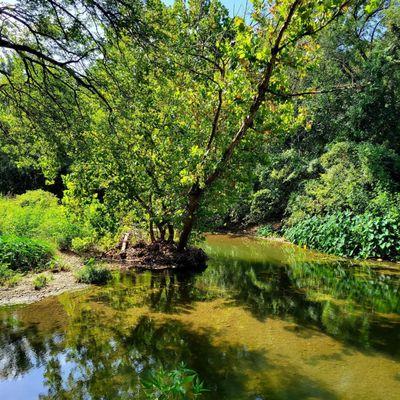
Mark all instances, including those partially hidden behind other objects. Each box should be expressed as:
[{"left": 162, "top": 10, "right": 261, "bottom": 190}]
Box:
[{"left": 0, "top": 253, "right": 89, "bottom": 307}]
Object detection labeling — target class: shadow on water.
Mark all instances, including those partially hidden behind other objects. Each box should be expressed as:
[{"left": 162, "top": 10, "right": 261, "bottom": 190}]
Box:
[
  {"left": 201, "top": 251, "right": 400, "bottom": 358},
  {"left": 0, "top": 301, "right": 338, "bottom": 400},
  {"left": 0, "top": 234, "right": 400, "bottom": 399}
]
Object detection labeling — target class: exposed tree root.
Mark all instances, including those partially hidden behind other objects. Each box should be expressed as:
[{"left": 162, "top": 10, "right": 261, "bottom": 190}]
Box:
[{"left": 104, "top": 235, "right": 208, "bottom": 271}]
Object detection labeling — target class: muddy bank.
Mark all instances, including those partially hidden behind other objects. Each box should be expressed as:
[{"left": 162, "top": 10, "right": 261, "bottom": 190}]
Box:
[
  {"left": 0, "top": 253, "right": 88, "bottom": 306},
  {"left": 105, "top": 240, "right": 208, "bottom": 271}
]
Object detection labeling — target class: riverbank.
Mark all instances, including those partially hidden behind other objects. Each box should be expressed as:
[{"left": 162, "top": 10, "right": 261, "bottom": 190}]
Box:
[
  {"left": 2, "top": 232, "right": 400, "bottom": 307},
  {"left": 216, "top": 223, "right": 400, "bottom": 266},
  {"left": 0, "top": 252, "right": 89, "bottom": 306}
]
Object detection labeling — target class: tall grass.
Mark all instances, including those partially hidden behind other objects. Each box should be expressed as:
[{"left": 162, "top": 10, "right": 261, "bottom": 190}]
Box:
[
  {"left": 0, "top": 190, "right": 81, "bottom": 250},
  {"left": 0, "top": 235, "right": 54, "bottom": 271}
]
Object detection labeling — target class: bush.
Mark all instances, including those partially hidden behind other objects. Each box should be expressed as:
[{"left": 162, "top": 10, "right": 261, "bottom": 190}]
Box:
[
  {"left": 48, "top": 258, "right": 71, "bottom": 273},
  {"left": 0, "top": 235, "right": 54, "bottom": 271},
  {"left": 75, "top": 259, "right": 112, "bottom": 284},
  {"left": 71, "top": 236, "right": 96, "bottom": 253},
  {"left": 0, "top": 263, "right": 13, "bottom": 282},
  {"left": 249, "top": 188, "right": 282, "bottom": 223},
  {"left": 0, "top": 263, "right": 23, "bottom": 287},
  {"left": 285, "top": 210, "right": 400, "bottom": 260},
  {"left": 287, "top": 142, "right": 400, "bottom": 224},
  {"left": 0, "top": 263, "right": 20, "bottom": 286},
  {"left": 0, "top": 190, "right": 82, "bottom": 250},
  {"left": 256, "top": 224, "right": 276, "bottom": 237},
  {"left": 33, "top": 273, "right": 53, "bottom": 290}
]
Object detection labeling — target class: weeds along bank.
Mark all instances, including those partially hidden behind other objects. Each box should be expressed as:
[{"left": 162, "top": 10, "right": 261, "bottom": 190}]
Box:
[
  {"left": 0, "top": 190, "right": 119, "bottom": 252},
  {"left": 223, "top": 4, "right": 400, "bottom": 261},
  {"left": 0, "top": 190, "right": 113, "bottom": 288}
]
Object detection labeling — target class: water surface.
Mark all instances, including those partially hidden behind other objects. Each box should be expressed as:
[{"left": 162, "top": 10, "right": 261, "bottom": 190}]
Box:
[{"left": 1, "top": 234, "right": 400, "bottom": 399}]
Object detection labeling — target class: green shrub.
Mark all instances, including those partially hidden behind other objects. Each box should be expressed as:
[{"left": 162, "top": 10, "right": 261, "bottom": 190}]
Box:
[
  {"left": 5, "top": 273, "right": 23, "bottom": 287},
  {"left": 287, "top": 142, "right": 400, "bottom": 225},
  {"left": 141, "top": 363, "right": 208, "bottom": 399},
  {"left": 33, "top": 273, "right": 53, "bottom": 290},
  {"left": 256, "top": 224, "right": 276, "bottom": 237},
  {"left": 249, "top": 188, "right": 282, "bottom": 223},
  {"left": 48, "top": 258, "right": 71, "bottom": 273},
  {"left": 75, "top": 259, "right": 112, "bottom": 284},
  {"left": 0, "top": 263, "right": 17, "bottom": 286},
  {"left": 0, "top": 235, "right": 54, "bottom": 271},
  {"left": 0, "top": 263, "right": 23, "bottom": 287},
  {"left": 285, "top": 210, "right": 400, "bottom": 260},
  {"left": 0, "top": 190, "right": 82, "bottom": 250},
  {"left": 71, "top": 236, "right": 96, "bottom": 253}
]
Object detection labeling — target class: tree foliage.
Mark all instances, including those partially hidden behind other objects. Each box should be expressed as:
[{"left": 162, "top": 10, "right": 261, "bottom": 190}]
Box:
[{"left": 1, "top": 0, "right": 395, "bottom": 257}]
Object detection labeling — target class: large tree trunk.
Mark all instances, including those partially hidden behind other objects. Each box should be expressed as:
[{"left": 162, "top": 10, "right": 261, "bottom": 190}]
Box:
[
  {"left": 149, "top": 220, "right": 156, "bottom": 242},
  {"left": 176, "top": 0, "right": 319, "bottom": 252},
  {"left": 177, "top": 186, "right": 202, "bottom": 251},
  {"left": 167, "top": 224, "right": 174, "bottom": 243}
]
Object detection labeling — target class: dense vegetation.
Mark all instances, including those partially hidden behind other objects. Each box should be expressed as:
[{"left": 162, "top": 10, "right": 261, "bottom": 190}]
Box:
[
  {"left": 0, "top": 235, "right": 54, "bottom": 271},
  {"left": 0, "top": 0, "right": 399, "bottom": 260},
  {"left": 75, "top": 258, "right": 112, "bottom": 285},
  {"left": 227, "top": 1, "right": 400, "bottom": 260}
]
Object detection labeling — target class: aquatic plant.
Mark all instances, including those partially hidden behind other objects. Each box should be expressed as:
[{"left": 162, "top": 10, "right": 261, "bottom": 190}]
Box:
[{"left": 141, "top": 362, "right": 208, "bottom": 399}]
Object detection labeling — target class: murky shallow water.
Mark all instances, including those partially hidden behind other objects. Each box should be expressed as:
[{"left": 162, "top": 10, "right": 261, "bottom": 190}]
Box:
[{"left": 1, "top": 235, "right": 400, "bottom": 399}]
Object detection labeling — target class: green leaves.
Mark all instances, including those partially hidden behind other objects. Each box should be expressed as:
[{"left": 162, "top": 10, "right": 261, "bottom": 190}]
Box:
[
  {"left": 0, "top": 235, "right": 54, "bottom": 271},
  {"left": 141, "top": 362, "right": 208, "bottom": 399},
  {"left": 285, "top": 208, "right": 400, "bottom": 261}
]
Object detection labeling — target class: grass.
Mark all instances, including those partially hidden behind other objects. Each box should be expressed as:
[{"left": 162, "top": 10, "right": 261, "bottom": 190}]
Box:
[
  {"left": 0, "top": 190, "right": 82, "bottom": 250},
  {"left": 0, "top": 190, "right": 117, "bottom": 289},
  {"left": 0, "top": 263, "right": 22, "bottom": 286},
  {"left": 33, "top": 273, "right": 53, "bottom": 290},
  {"left": 0, "top": 235, "right": 54, "bottom": 271}
]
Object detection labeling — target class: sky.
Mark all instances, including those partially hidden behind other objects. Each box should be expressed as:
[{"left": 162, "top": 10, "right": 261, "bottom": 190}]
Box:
[{"left": 162, "top": 0, "right": 252, "bottom": 16}]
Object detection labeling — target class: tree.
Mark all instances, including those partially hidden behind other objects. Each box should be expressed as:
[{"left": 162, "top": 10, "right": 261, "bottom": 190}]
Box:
[
  {"left": 1, "top": 0, "right": 377, "bottom": 251},
  {"left": 0, "top": 0, "right": 147, "bottom": 106}
]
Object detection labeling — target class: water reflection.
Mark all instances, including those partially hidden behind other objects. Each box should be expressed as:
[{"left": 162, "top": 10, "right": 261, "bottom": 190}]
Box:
[{"left": 0, "top": 234, "right": 400, "bottom": 399}]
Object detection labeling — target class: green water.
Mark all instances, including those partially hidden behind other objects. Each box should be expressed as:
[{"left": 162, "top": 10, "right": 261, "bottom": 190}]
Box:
[{"left": 1, "top": 234, "right": 400, "bottom": 399}]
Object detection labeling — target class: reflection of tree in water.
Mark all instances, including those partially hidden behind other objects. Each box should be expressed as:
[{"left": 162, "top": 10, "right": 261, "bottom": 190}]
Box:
[
  {"left": 90, "top": 270, "right": 220, "bottom": 314},
  {"left": 1, "top": 244, "right": 400, "bottom": 399},
  {"left": 0, "top": 313, "right": 63, "bottom": 380},
  {"left": 0, "top": 303, "right": 338, "bottom": 400},
  {"left": 72, "top": 255, "right": 400, "bottom": 356},
  {"left": 0, "top": 288, "right": 334, "bottom": 400},
  {"left": 199, "top": 254, "right": 400, "bottom": 356},
  {"left": 35, "top": 312, "right": 336, "bottom": 400}
]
